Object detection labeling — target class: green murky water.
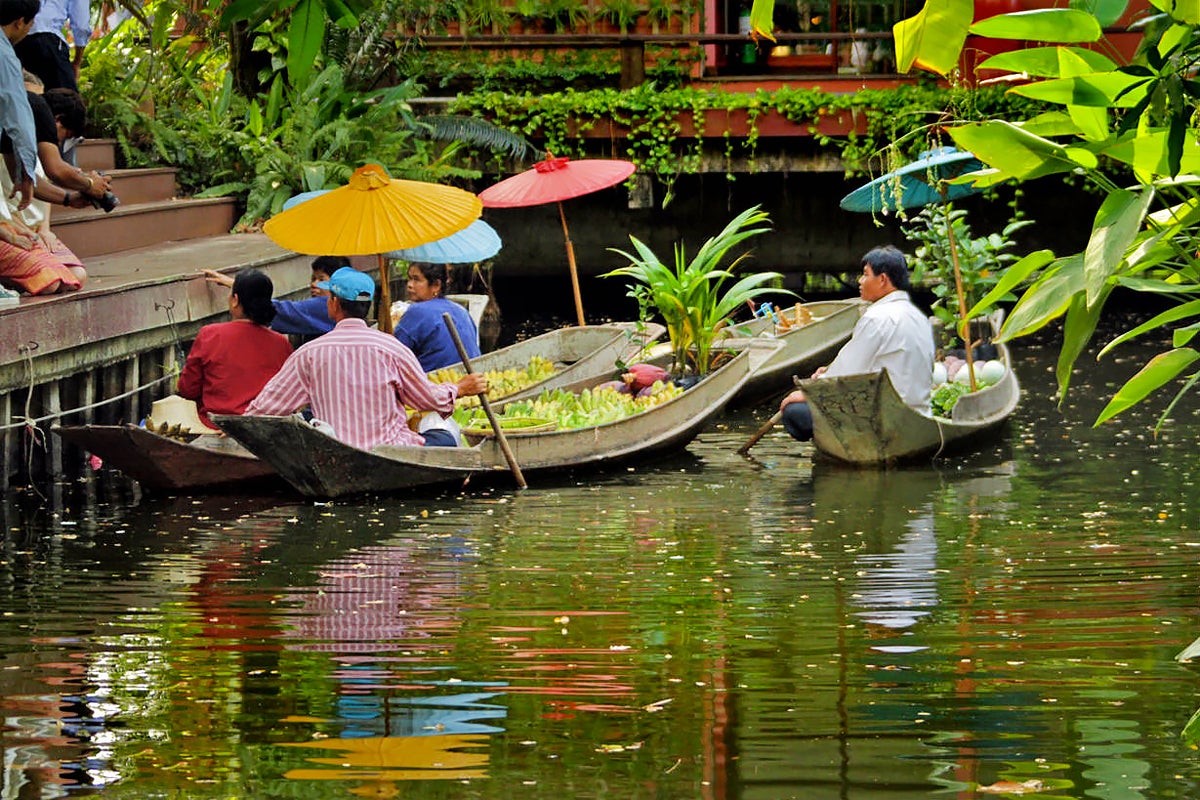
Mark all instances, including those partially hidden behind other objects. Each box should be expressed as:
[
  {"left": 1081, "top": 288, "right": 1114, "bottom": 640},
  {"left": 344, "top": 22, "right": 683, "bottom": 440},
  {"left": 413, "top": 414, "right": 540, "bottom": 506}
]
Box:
[{"left": 3, "top": 330, "right": 1200, "bottom": 798}]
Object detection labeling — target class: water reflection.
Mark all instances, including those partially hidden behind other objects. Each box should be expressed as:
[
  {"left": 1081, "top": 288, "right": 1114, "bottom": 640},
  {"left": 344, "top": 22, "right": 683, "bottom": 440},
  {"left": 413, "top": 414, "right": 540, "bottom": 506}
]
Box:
[{"left": 5, "top": 331, "right": 1200, "bottom": 798}]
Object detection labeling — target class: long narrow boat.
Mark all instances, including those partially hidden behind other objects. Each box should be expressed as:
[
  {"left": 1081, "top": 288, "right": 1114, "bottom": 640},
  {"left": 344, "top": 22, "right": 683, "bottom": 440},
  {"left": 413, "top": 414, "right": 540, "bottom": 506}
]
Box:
[
  {"left": 51, "top": 425, "right": 283, "bottom": 491},
  {"left": 51, "top": 323, "right": 662, "bottom": 492},
  {"left": 212, "top": 339, "right": 783, "bottom": 498},
  {"left": 451, "top": 322, "right": 664, "bottom": 402},
  {"left": 720, "top": 299, "right": 864, "bottom": 404},
  {"left": 799, "top": 318, "right": 1019, "bottom": 466}
]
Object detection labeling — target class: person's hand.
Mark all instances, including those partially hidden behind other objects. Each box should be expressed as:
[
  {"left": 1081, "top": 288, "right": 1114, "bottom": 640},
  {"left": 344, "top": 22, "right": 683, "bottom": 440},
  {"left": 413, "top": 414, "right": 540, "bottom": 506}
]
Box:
[
  {"left": 202, "top": 269, "right": 235, "bottom": 288},
  {"left": 811, "top": 365, "right": 828, "bottom": 379},
  {"left": 779, "top": 389, "right": 807, "bottom": 412},
  {"left": 67, "top": 191, "right": 90, "bottom": 209},
  {"left": 0, "top": 221, "right": 37, "bottom": 250},
  {"left": 456, "top": 373, "right": 488, "bottom": 397},
  {"left": 10, "top": 175, "right": 32, "bottom": 210},
  {"left": 83, "top": 171, "right": 111, "bottom": 198}
]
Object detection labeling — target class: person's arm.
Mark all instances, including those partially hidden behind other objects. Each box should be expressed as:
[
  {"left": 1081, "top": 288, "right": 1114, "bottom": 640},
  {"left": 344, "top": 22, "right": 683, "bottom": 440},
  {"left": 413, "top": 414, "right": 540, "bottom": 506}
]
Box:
[
  {"left": 0, "top": 47, "right": 38, "bottom": 205},
  {"left": 270, "top": 296, "right": 333, "bottom": 336},
  {"left": 38, "top": 140, "right": 107, "bottom": 198},
  {"left": 392, "top": 345, "right": 462, "bottom": 415},
  {"left": 69, "top": 0, "right": 92, "bottom": 79},
  {"left": 245, "top": 355, "right": 308, "bottom": 416}
]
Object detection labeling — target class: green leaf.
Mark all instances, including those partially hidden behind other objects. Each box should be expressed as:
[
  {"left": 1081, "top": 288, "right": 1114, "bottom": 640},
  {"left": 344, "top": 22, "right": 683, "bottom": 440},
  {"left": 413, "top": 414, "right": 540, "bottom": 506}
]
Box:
[
  {"left": 194, "top": 182, "right": 249, "bottom": 198},
  {"left": 246, "top": 100, "right": 263, "bottom": 137},
  {"left": 1147, "top": 0, "right": 1200, "bottom": 24},
  {"left": 1099, "top": 298, "right": 1200, "bottom": 355},
  {"left": 1009, "top": 72, "right": 1149, "bottom": 107},
  {"left": 1084, "top": 187, "right": 1153, "bottom": 307},
  {"left": 893, "top": 0, "right": 973, "bottom": 76},
  {"left": 1071, "top": 0, "right": 1130, "bottom": 27},
  {"left": 1059, "top": 48, "right": 1110, "bottom": 140},
  {"left": 969, "top": 9, "right": 1102, "bottom": 42},
  {"left": 948, "top": 121, "right": 1080, "bottom": 180},
  {"left": 978, "top": 46, "right": 1116, "bottom": 77},
  {"left": 1103, "top": 130, "right": 1200, "bottom": 177},
  {"left": 1018, "top": 111, "right": 1086, "bottom": 137},
  {"left": 965, "top": 249, "right": 1055, "bottom": 319},
  {"left": 287, "top": 0, "right": 325, "bottom": 89},
  {"left": 1095, "top": 348, "right": 1200, "bottom": 424},
  {"left": 1057, "top": 286, "right": 1110, "bottom": 398},
  {"left": 1000, "top": 255, "right": 1084, "bottom": 340},
  {"left": 750, "top": 0, "right": 776, "bottom": 39}
]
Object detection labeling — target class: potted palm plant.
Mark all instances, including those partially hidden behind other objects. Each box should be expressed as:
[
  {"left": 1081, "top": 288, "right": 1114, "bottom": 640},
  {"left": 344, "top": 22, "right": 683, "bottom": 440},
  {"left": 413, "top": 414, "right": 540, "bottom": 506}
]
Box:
[{"left": 604, "top": 205, "right": 789, "bottom": 377}]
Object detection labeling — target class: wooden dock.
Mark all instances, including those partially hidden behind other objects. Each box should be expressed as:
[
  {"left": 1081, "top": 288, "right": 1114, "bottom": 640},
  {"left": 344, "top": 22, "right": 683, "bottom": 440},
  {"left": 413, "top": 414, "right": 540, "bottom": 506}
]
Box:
[{"left": 0, "top": 139, "right": 314, "bottom": 489}]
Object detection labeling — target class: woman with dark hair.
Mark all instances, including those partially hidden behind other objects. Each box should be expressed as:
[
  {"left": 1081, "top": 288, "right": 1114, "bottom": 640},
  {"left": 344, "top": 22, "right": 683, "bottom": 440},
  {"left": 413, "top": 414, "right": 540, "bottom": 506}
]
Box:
[
  {"left": 394, "top": 261, "right": 481, "bottom": 372},
  {"left": 177, "top": 269, "right": 294, "bottom": 430}
]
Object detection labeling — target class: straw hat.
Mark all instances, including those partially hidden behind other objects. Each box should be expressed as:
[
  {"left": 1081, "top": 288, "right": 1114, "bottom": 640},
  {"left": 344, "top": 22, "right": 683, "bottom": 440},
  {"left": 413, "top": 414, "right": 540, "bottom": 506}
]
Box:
[{"left": 145, "top": 394, "right": 218, "bottom": 434}]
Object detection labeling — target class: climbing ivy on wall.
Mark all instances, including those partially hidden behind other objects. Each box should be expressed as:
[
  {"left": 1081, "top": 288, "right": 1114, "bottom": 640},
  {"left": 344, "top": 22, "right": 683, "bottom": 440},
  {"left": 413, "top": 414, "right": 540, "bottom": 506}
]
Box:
[{"left": 451, "top": 82, "right": 1048, "bottom": 195}]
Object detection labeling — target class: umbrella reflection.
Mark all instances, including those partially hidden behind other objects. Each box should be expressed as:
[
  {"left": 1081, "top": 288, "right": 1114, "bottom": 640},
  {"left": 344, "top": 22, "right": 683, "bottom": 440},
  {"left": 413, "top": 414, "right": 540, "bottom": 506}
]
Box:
[{"left": 283, "top": 731, "right": 490, "bottom": 782}]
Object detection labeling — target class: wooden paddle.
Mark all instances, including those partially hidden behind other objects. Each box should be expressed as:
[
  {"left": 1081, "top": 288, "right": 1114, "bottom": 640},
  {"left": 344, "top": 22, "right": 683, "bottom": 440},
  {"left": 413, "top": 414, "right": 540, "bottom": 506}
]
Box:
[
  {"left": 737, "top": 410, "right": 782, "bottom": 455},
  {"left": 442, "top": 312, "right": 527, "bottom": 489}
]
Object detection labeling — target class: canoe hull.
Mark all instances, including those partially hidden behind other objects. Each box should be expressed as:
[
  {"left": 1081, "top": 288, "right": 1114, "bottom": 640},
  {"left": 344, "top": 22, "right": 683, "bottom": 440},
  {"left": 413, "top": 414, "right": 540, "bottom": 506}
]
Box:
[
  {"left": 801, "top": 342, "right": 1019, "bottom": 466},
  {"left": 214, "top": 339, "right": 782, "bottom": 498},
  {"left": 52, "top": 424, "right": 282, "bottom": 491},
  {"left": 725, "top": 300, "right": 864, "bottom": 404}
]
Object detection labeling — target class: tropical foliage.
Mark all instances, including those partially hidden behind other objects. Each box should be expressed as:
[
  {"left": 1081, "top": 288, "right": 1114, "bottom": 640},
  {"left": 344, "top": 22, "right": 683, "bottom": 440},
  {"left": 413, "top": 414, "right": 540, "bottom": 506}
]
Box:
[
  {"left": 901, "top": 205, "right": 1033, "bottom": 336},
  {"left": 603, "top": 206, "right": 788, "bottom": 375},
  {"left": 888, "top": 0, "right": 1200, "bottom": 430},
  {"left": 81, "top": 1, "right": 533, "bottom": 227}
]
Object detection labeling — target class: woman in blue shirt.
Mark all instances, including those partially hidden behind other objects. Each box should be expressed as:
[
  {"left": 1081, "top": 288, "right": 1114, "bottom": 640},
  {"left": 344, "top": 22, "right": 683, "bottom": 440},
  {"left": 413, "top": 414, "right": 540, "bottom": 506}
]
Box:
[{"left": 394, "top": 262, "right": 480, "bottom": 372}]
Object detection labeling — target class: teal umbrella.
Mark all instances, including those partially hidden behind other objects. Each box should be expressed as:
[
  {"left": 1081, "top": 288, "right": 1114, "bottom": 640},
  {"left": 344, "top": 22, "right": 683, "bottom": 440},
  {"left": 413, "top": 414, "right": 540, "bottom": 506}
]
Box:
[{"left": 839, "top": 147, "right": 985, "bottom": 214}]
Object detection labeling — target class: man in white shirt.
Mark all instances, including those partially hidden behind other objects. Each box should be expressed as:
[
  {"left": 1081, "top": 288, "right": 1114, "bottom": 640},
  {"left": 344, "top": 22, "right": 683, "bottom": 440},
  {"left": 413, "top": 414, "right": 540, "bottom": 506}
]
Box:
[{"left": 779, "top": 245, "right": 935, "bottom": 441}]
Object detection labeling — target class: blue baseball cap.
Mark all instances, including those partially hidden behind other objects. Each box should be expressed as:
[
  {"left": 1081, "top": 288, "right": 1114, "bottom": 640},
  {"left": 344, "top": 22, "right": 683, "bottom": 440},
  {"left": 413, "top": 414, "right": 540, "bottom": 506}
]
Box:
[{"left": 317, "top": 267, "right": 375, "bottom": 302}]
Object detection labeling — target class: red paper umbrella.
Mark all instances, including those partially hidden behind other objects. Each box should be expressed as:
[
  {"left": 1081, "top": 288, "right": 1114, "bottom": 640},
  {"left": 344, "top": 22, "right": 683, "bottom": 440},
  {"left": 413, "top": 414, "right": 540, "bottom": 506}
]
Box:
[{"left": 479, "top": 154, "right": 636, "bottom": 326}]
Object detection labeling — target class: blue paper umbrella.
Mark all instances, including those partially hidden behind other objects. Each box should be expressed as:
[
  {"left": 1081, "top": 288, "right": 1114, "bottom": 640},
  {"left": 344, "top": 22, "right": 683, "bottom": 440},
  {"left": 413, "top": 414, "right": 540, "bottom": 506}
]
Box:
[
  {"left": 839, "top": 147, "right": 985, "bottom": 214},
  {"left": 384, "top": 219, "right": 502, "bottom": 264},
  {"left": 282, "top": 189, "right": 331, "bottom": 211}
]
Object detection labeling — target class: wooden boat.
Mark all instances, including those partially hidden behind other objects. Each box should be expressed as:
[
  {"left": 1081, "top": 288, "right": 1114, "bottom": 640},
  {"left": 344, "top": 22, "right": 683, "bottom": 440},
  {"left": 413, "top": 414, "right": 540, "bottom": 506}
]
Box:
[
  {"left": 719, "top": 299, "right": 864, "bottom": 404},
  {"left": 51, "top": 425, "right": 283, "bottom": 491},
  {"left": 212, "top": 339, "right": 784, "bottom": 498},
  {"left": 799, "top": 317, "right": 1019, "bottom": 466},
  {"left": 452, "top": 322, "right": 664, "bottom": 403},
  {"left": 50, "top": 323, "right": 661, "bottom": 492}
]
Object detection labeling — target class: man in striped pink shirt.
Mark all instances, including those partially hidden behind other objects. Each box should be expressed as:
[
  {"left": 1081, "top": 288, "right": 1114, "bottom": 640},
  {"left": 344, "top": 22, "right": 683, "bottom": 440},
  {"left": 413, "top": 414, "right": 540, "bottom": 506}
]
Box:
[{"left": 246, "top": 267, "right": 487, "bottom": 450}]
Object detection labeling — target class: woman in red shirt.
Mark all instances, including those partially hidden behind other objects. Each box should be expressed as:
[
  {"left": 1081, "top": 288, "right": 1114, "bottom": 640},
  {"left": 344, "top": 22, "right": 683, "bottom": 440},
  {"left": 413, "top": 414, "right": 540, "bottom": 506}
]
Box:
[{"left": 177, "top": 270, "right": 293, "bottom": 430}]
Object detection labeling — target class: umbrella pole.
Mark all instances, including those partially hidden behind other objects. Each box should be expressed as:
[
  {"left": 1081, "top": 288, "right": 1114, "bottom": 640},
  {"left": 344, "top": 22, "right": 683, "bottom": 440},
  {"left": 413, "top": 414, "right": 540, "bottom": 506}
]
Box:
[
  {"left": 559, "top": 202, "right": 587, "bottom": 327},
  {"left": 443, "top": 312, "right": 527, "bottom": 490},
  {"left": 377, "top": 253, "right": 394, "bottom": 335},
  {"left": 944, "top": 207, "right": 978, "bottom": 392}
]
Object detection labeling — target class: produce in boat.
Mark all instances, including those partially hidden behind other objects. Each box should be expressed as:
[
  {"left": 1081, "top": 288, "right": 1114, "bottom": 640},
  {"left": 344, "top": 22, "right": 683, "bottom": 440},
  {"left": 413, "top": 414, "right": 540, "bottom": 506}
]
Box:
[
  {"left": 455, "top": 381, "right": 684, "bottom": 434},
  {"left": 930, "top": 358, "right": 1007, "bottom": 416},
  {"left": 430, "top": 355, "right": 558, "bottom": 407}
]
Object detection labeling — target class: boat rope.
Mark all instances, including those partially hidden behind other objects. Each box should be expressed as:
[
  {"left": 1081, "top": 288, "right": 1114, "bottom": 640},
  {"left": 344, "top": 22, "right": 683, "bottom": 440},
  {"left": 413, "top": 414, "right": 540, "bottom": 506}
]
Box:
[
  {"left": 931, "top": 418, "right": 948, "bottom": 460},
  {"left": 154, "top": 298, "right": 188, "bottom": 368},
  {"left": 0, "top": 368, "right": 181, "bottom": 432}
]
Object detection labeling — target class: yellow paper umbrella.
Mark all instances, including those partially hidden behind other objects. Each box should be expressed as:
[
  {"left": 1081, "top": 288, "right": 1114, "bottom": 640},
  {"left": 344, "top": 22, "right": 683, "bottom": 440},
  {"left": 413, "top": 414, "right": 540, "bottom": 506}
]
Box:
[{"left": 263, "top": 164, "right": 482, "bottom": 333}]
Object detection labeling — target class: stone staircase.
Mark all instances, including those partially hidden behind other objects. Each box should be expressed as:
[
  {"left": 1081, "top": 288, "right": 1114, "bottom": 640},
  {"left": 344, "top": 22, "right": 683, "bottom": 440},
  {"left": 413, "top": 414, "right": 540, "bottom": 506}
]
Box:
[{"left": 0, "top": 138, "right": 314, "bottom": 487}]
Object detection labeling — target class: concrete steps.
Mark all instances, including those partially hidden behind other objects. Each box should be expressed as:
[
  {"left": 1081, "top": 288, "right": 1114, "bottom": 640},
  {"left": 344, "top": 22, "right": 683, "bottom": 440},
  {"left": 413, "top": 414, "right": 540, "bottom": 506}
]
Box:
[{"left": 54, "top": 197, "right": 238, "bottom": 259}]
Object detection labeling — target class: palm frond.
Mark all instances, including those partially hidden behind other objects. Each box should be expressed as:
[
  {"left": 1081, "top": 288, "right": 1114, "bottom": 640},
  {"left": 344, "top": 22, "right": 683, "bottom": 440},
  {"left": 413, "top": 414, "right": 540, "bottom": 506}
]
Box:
[{"left": 416, "top": 115, "right": 538, "bottom": 161}]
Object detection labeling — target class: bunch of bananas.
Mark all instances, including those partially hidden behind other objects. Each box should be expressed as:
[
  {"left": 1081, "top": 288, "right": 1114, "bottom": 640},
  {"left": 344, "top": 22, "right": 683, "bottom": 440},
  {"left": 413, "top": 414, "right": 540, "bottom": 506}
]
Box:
[
  {"left": 454, "top": 381, "right": 684, "bottom": 432},
  {"left": 430, "top": 356, "right": 559, "bottom": 407},
  {"left": 145, "top": 420, "right": 198, "bottom": 442}
]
